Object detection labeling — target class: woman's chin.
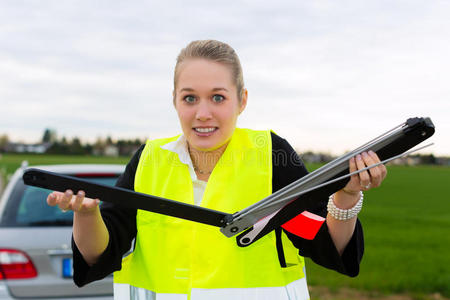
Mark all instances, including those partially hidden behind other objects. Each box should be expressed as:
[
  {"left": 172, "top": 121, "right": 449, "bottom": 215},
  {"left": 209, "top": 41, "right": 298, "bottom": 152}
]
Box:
[{"left": 189, "top": 138, "right": 227, "bottom": 152}]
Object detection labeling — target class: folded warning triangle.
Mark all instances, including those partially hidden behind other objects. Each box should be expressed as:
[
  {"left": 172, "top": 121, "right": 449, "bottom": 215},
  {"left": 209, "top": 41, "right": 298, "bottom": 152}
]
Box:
[{"left": 281, "top": 211, "right": 325, "bottom": 240}]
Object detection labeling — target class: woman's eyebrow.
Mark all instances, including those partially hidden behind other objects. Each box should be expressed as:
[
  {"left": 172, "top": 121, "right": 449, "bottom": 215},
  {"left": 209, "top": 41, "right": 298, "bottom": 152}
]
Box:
[
  {"left": 179, "top": 87, "right": 195, "bottom": 93},
  {"left": 212, "top": 87, "right": 229, "bottom": 92},
  {"left": 179, "top": 87, "right": 229, "bottom": 93}
]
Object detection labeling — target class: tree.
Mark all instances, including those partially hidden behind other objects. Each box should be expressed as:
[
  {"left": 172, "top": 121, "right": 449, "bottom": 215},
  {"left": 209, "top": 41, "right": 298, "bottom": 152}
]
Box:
[
  {"left": 93, "top": 137, "right": 106, "bottom": 156},
  {"left": 46, "top": 136, "right": 69, "bottom": 154},
  {"left": 419, "top": 154, "right": 437, "bottom": 165},
  {"left": 42, "top": 128, "right": 57, "bottom": 143},
  {"left": 106, "top": 136, "right": 114, "bottom": 145},
  {"left": 70, "top": 137, "right": 85, "bottom": 155},
  {"left": 0, "top": 134, "right": 9, "bottom": 152}
]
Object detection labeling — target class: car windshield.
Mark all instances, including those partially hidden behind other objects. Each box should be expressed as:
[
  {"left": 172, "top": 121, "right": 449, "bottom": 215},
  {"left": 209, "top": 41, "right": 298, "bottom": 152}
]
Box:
[{"left": 0, "top": 175, "right": 119, "bottom": 227}]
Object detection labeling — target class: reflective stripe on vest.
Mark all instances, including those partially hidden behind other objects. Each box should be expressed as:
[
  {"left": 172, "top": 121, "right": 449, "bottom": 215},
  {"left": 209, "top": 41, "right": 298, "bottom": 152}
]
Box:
[
  {"left": 114, "top": 276, "right": 309, "bottom": 300},
  {"left": 114, "top": 128, "right": 306, "bottom": 296}
]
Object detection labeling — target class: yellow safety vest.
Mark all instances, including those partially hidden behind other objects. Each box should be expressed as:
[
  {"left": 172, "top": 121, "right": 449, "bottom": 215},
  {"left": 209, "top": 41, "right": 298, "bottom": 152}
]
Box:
[{"left": 114, "top": 128, "right": 305, "bottom": 295}]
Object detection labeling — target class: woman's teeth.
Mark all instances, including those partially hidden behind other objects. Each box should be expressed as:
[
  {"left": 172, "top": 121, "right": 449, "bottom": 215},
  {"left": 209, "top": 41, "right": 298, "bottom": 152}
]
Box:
[{"left": 194, "top": 127, "right": 216, "bottom": 133}]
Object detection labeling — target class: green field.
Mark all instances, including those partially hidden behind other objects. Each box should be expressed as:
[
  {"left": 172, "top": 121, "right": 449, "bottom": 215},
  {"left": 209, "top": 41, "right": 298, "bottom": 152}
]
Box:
[
  {"left": 1, "top": 154, "right": 449, "bottom": 298},
  {"left": 305, "top": 164, "right": 450, "bottom": 298}
]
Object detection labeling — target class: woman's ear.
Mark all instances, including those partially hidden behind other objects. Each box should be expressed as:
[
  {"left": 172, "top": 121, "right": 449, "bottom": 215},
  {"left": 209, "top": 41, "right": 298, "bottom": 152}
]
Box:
[{"left": 239, "top": 89, "right": 248, "bottom": 114}]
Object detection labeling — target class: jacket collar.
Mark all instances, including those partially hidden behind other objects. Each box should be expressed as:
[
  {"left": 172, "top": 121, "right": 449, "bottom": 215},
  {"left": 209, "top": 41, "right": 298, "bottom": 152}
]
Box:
[{"left": 160, "top": 134, "right": 198, "bottom": 181}]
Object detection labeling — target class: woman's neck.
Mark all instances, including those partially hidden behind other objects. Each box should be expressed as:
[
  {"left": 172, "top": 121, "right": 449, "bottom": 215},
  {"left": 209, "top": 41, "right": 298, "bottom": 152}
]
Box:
[{"left": 188, "top": 142, "right": 229, "bottom": 181}]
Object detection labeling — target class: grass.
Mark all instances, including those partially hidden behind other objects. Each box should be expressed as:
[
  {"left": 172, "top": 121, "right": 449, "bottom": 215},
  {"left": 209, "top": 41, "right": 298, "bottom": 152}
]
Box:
[
  {"left": 1, "top": 155, "right": 449, "bottom": 297},
  {"left": 304, "top": 164, "right": 450, "bottom": 298}
]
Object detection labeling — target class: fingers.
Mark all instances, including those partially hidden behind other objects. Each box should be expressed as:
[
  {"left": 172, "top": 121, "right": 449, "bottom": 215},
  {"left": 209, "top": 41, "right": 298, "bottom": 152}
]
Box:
[
  {"left": 72, "top": 190, "right": 85, "bottom": 212},
  {"left": 343, "top": 150, "right": 388, "bottom": 194},
  {"left": 73, "top": 191, "right": 100, "bottom": 211},
  {"left": 60, "top": 190, "right": 73, "bottom": 211},
  {"left": 357, "top": 151, "right": 387, "bottom": 190},
  {"left": 47, "top": 191, "right": 62, "bottom": 206},
  {"left": 46, "top": 190, "right": 99, "bottom": 213},
  {"left": 346, "top": 157, "right": 360, "bottom": 192},
  {"left": 356, "top": 154, "right": 371, "bottom": 190},
  {"left": 45, "top": 191, "right": 72, "bottom": 209},
  {"left": 368, "top": 150, "right": 387, "bottom": 181}
]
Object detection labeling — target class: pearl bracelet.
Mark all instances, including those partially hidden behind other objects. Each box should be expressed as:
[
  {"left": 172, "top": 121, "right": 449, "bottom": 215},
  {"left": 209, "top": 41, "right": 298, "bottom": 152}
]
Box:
[{"left": 327, "top": 191, "right": 363, "bottom": 221}]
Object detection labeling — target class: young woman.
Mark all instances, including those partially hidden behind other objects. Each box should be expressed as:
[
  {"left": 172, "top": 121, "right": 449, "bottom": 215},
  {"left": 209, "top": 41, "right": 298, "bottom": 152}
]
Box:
[{"left": 47, "top": 40, "right": 387, "bottom": 300}]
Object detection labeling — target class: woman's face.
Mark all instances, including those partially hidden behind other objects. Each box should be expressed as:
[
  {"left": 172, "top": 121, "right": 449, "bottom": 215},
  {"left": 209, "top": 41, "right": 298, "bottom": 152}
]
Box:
[{"left": 174, "top": 58, "right": 247, "bottom": 152}]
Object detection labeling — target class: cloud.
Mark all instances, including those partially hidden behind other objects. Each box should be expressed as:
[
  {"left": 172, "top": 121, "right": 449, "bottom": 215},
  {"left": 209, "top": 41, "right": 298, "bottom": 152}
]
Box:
[{"left": 0, "top": 0, "right": 448, "bottom": 155}]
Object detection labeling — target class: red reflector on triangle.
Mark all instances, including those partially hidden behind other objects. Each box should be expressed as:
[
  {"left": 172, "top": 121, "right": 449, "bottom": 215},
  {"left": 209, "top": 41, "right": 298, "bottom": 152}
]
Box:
[{"left": 281, "top": 211, "right": 325, "bottom": 240}]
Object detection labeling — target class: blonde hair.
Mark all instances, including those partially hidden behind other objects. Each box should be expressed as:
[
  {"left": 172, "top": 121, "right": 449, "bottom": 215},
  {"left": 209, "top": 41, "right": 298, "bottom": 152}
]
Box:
[{"left": 174, "top": 40, "right": 245, "bottom": 101}]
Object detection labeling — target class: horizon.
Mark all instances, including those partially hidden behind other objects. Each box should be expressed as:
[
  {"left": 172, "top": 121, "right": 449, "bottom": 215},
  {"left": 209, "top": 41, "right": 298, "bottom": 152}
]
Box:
[{"left": 2, "top": 125, "right": 441, "bottom": 158}]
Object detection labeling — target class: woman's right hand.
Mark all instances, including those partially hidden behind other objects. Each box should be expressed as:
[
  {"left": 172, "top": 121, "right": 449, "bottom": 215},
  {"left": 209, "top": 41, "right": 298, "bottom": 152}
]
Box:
[
  {"left": 47, "top": 190, "right": 108, "bottom": 265},
  {"left": 47, "top": 189, "right": 100, "bottom": 214}
]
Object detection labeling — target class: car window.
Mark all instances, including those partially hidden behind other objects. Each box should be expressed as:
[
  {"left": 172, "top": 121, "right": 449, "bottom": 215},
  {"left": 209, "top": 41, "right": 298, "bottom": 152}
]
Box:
[
  {"left": 16, "top": 186, "right": 67, "bottom": 225},
  {"left": 0, "top": 176, "right": 119, "bottom": 227}
]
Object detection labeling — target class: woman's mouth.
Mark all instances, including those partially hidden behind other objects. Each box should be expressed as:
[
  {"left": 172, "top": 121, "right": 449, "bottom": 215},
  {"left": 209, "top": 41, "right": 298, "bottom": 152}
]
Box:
[{"left": 193, "top": 127, "right": 218, "bottom": 136}]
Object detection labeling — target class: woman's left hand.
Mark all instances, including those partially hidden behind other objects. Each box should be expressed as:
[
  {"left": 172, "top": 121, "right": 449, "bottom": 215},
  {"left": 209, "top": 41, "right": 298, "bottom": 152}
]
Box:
[
  {"left": 344, "top": 150, "right": 388, "bottom": 194},
  {"left": 328, "top": 150, "right": 387, "bottom": 254}
]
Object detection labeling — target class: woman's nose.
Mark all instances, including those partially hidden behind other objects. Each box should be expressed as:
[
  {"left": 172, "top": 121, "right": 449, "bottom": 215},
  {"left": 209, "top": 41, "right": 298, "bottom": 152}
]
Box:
[{"left": 195, "top": 100, "right": 212, "bottom": 121}]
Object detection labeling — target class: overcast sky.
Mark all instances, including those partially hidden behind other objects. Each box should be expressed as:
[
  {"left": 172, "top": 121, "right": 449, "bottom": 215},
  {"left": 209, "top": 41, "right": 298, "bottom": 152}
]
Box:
[{"left": 1, "top": 0, "right": 448, "bottom": 156}]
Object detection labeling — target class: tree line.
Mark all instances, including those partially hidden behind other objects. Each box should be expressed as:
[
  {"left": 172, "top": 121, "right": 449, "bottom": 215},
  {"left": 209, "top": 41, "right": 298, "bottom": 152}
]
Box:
[
  {"left": 0, "top": 129, "right": 144, "bottom": 156},
  {"left": 0, "top": 129, "right": 448, "bottom": 165}
]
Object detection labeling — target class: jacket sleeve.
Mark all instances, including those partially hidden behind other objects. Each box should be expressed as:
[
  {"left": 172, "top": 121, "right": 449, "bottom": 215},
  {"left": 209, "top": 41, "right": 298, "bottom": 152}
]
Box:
[
  {"left": 271, "top": 132, "right": 364, "bottom": 277},
  {"left": 72, "top": 145, "right": 144, "bottom": 287}
]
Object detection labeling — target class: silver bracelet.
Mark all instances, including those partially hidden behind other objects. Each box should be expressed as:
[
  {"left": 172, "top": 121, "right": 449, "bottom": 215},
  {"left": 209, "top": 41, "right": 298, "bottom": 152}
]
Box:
[{"left": 327, "top": 191, "right": 363, "bottom": 221}]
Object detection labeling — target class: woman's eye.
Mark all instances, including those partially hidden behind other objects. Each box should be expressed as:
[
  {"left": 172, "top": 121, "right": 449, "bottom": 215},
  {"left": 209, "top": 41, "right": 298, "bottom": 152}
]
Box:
[
  {"left": 212, "top": 95, "right": 224, "bottom": 102},
  {"left": 184, "top": 95, "right": 196, "bottom": 103}
]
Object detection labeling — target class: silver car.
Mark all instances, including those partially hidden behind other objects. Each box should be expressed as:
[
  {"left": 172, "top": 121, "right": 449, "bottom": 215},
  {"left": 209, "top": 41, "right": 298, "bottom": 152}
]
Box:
[{"left": 0, "top": 164, "right": 124, "bottom": 299}]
